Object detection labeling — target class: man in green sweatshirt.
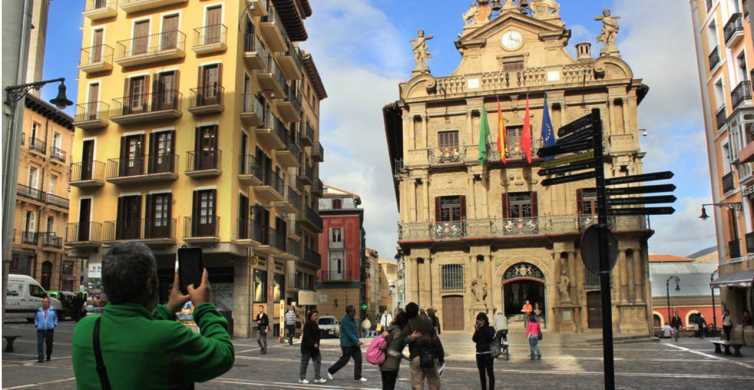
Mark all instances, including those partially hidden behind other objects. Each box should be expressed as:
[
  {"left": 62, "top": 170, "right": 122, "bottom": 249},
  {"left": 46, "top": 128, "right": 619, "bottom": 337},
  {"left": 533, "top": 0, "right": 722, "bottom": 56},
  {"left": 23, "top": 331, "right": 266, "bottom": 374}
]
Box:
[
  {"left": 326, "top": 305, "right": 367, "bottom": 382},
  {"left": 72, "top": 242, "right": 234, "bottom": 389}
]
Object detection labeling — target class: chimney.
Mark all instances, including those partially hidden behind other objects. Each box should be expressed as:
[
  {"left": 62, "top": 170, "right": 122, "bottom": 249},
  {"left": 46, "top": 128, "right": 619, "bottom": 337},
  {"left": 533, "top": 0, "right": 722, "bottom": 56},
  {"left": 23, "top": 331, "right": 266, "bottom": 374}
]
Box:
[{"left": 576, "top": 42, "right": 592, "bottom": 61}]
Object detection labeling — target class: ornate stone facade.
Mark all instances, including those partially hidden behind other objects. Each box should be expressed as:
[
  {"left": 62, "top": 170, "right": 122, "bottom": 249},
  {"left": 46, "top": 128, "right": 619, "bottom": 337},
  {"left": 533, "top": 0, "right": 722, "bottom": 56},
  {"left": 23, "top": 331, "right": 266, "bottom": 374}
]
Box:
[{"left": 384, "top": 0, "right": 654, "bottom": 334}]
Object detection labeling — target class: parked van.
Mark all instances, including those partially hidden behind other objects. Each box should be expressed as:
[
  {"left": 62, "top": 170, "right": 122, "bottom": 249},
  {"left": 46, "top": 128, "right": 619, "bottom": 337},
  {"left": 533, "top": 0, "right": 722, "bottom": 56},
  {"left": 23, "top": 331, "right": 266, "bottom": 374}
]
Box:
[{"left": 5, "top": 274, "right": 62, "bottom": 323}]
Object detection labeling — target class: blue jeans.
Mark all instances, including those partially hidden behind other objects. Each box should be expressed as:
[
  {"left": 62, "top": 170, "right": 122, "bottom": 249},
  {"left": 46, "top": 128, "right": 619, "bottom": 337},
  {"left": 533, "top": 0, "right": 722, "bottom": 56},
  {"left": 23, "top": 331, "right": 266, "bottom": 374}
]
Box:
[
  {"left": 36, "top": 330, "right": 54, "bottom": 361},
  {"left": 528, "top": 336, "right": 540, "bottom": 359}
]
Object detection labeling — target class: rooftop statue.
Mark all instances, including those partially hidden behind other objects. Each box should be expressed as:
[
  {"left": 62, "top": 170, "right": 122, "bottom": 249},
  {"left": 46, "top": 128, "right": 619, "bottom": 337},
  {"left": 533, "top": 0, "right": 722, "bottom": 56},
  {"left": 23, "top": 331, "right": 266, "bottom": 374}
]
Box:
[
  {"left": 411, "top": 30, "right": 433, "bottom": 74},
  {"left": 595, "top": 9, "right": 620, "bottom": 56}
]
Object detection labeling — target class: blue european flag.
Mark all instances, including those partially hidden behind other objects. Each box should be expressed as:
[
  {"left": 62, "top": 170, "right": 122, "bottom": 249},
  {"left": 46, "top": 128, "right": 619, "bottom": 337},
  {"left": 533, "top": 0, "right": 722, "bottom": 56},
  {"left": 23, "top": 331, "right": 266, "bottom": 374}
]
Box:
[{"left": 541, "top": 95, "right": 556, "bottom": 160}]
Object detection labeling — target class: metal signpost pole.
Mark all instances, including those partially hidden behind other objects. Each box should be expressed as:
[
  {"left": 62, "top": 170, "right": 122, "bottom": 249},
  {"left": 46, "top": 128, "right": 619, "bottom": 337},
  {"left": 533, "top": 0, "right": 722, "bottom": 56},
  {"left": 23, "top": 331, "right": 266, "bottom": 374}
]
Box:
[{"left": 592, "top": 109, "right": 615, "bottom": 390}]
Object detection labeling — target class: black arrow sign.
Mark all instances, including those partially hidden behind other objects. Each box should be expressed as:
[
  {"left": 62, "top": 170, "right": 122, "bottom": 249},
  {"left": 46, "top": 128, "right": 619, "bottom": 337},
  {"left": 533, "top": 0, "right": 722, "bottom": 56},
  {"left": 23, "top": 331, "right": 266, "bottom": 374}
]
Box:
[
  {"left": 558, "top": 113, "right": 594, "bottom": 137},
  {"left": 605, "top": 171, "right": 674, "bottom": 186},
  {"left": 538, "top": 160, "right": 596, "bottom": 176},
  {"left": 537, "top": 140, "right": 593, "bottom": 158},
  {"left": 606, "top": 184, "right": 677, "bottom": 195},
  {"left": 557, "top": 127, "right": 594, "bottom": 145},
  {"left": 608, "top": 195, "right": 677, "bottom": 206},
  {"left": 541, "top": 171, "right": 596, "bottom": 186},
  {"left": 609, "top": 207, "right": 675, "bottom": 216}
]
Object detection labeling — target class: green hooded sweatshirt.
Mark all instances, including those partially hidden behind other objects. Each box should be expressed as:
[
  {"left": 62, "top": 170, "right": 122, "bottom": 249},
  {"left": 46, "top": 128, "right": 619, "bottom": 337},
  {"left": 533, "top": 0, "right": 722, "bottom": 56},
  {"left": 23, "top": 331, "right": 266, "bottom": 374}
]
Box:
[{"left": 72, "top": 303, "right": 234, "bottom": 389}]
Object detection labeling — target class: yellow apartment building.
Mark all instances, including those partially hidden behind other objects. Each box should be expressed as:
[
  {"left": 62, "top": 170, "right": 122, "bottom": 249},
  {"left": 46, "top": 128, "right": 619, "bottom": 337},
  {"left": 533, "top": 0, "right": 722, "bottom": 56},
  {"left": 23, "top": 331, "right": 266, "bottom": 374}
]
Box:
[
  {"left": 70, "top": 0, "right": 326, "bottom": 337},
  {"left": 690, "top": 0, "right": 754, "bottom": 344},
  {"left": 385, "top": 0, "right": 654, "bottom": 333}
]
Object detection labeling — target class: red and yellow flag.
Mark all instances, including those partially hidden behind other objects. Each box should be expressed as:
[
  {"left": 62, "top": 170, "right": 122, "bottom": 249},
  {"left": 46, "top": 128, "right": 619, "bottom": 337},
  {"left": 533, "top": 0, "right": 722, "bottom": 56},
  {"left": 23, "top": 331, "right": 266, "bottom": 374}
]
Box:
[
  {"left": 522, "top": 95, "right": 533, "bottom": 164},
  {"left": 496, "top": 96, "right": 506, "bottom": 164}
]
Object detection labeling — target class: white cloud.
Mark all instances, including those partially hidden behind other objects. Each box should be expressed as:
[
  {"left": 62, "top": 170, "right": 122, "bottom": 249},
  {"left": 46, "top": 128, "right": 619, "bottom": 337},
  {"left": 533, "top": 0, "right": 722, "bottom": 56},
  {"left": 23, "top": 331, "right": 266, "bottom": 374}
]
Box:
[
  {"left": 647, "top": 197, "right": 716, "bottom": 256},
  {"left": 302, "top": 0, "right": 407, "bottom": 258}
]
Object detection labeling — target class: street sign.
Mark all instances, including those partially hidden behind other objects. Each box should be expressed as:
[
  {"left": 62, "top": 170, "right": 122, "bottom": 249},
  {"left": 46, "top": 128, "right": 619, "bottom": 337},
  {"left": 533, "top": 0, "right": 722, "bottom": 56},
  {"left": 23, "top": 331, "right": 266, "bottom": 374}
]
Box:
[
  {"left": 558, "top": 113, "right": 594, "bottom": 137},
  {"left": 609, "top": 207, "right": 675, "bottom": 216},
  {"left": 537, "top": 140, "right": 593, "bottom": 158},
  {"left": 541, "top": 171, "right": 596, "bottom": 186},
  {"left": 538, "top": 160, "right": 595, "bottom": 176},
  {"left": 605, "top": 171, "right": 674, "bottom": 186},
  {"left": 607, "top": 195, "right": 677, "bottom": 206},
  {"left": 580, "top": 224, "right": 619, "bottom": 275},
  {"left": 557, "top": 127, "right": 594, "bottom": 144},
  {"left": 606, "top": 184, "right": 676, "bottom": 195},
  {"left": 538, "top": 151, "right": 594, "bottom": 168}
]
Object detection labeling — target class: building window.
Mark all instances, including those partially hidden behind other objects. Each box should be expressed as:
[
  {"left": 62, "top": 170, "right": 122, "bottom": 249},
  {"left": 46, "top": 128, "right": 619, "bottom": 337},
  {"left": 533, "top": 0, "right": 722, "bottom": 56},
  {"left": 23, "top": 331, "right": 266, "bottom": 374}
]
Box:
[
  {"left": 438, "top": 130, "right": 459, "bottom": 150},
  {"left": 579, "top": 189, "right": 597, "bottom": 215},
  {"left": 273, "top": 273, "right": 284, "bottom": 302},
  {"left": 708, "top": 20, "right": 718, "bottom": 48},
  {"left": 504, "top": 192, "right": 537, "bottom": 218},
  {"left": 505, "top": 126, "right": 523, "bottom": 159},
  {"left": 254, "top": 269, "right": 268, "bottom": 303},
  {"left": 330, "top": 227, "right": 342, "bottom": 243},
  {"left": 438, "top": 196, "right": 464, "bottom": 222},
  {"left": 332, "top": 198, "right": 342, "bottom": 209},
  {"left": 49, "top": 175, "right": 57, "bottom": 195},
  {"left": 441, "top": 264, "right": 464, "bottom": 290}
]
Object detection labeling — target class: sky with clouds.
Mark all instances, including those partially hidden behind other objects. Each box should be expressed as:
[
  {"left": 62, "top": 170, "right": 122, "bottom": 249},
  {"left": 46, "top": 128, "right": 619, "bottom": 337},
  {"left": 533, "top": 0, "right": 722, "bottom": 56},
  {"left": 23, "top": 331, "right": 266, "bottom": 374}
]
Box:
[{"left": 42, "top": 0, "right": 716, "bottom": 259}]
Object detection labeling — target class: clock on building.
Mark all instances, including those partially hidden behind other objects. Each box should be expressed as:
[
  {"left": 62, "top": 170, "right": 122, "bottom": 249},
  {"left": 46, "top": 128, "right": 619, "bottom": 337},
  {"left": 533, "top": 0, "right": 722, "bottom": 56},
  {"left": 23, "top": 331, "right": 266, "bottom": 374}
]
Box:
[{"left": 501, "top": 30, "right": 524, "bottom": 51}]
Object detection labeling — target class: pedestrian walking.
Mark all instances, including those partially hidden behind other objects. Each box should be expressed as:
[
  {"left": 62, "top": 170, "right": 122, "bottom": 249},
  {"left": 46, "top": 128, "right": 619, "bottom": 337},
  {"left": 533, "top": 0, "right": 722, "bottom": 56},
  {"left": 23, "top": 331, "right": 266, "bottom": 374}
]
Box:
[
  {"left": 521, "top": 300, "right": 533, "bottom": 328},
  {"left": 34, "top": 296, "right": 58, "bottom": 363},
  {"left": 379, "top": 311, "right": 408, "bottom": 390},
  {"left": 72, "top": 242, "right": 234, "bottom": 389},
  {"left": 670, "top": 312, "right": 682, "bottom": 342},
  {"left": 473, "top": 313, "right": 496, "bottom": 390},
  {"left": 255, "top": 305, "right": 269, "bottom": 354},
  {"left": 428, "top": 308, "right": 441, "bottom": 335},
  {"left": 404, "top": 302, "right": 444, "bottom": 390},
  {"left": 526, "top": 314, "right": 542, "bottom": 360},
  {"left": 285, "top": 306, "right": 298, "bottom": 346},
  {"left": 327, "top": 305, "right": 367, "bottom": 382},
  {"left": 493, "top": 310, "right": 508, "bottom": 358},
  {"left": 299, "top": 311, "right": 327, "bottom": 384},
  {"left": 723, "top": 309, "right": 733, "bottom": 341},
  {"left": 362, "top": 316, "right": 373, "bottom": 337},
  {"left": 379, "top": 309, "right": 393, "bottom": 333},
  {"left": 697, "top": 314, "right": 707, "bottom": 338}
]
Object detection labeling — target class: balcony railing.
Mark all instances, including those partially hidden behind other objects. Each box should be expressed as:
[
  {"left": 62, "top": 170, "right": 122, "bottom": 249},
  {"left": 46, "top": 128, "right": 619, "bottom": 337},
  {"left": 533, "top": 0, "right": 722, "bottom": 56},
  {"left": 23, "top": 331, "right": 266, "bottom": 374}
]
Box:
[
  {"left": 79, "top": 44, "right": 114, "bottom": 73},
  {"left": 319, "top": 271, "right": 357, "bottom": 283},
  {"left": 120, "top": 0, "right": 188, "bottom": 14},
  {"left": 74, "top": 101, "right": 110, "bottom": 130},
  {"left": 70, "top": 161, "right": 106, "bottom": 187},
  {"left": 29, "top": 138, "right": 46, "bottom": 155},
  {"left": 287, "top": 237, "right": 301, "bottom": 258},
  {"left": 45, "top": 193, "right": 69, "bottom": 209},
  {"left": 305, "top": 207, "right": 322, "bottom": 230},
  {"left": 16, "top": 184, "right": 44, "bottom": 202},
  {"left": 277, "top": 41, "right": 304, "bottom": 81},
  {"left": 258, "top": 2, "right": 287, "bottom": 52},
  {"left": 115, "top": 30, "right": 186, "bottom": 67},
  {"left": 239, "top": 154, "right": 262, "bottom": 183},
  {"left": 112, "top": 90, "right": 182, "bottom": 124},
  {"left": 302, "top": 123, "right": 314, "bottom": 146},
  {"left": 271, "top": 227, "right": 287, "bottom": 252},
  {"left": 716, "top": 106, "right": 727, "bottom": 130},
  {"left": 107, "top": 154, "right": 178, "bottom": 181},
  {"left": 729, "top": 239, "right": 742, "bottom": 258},
  {"left": 51, "top": 147, "right": 66, "bottom": 163},
  {"left": 184, "top": 216, "right": 220, "bottom": 240},
  {"left": 429, "top": 148, "right": 465, "bottom": 166},
  {"left": 84, "top": 0, "right": 118, "bottom": 20},
  {"left": 312, "top": 178, "right": 323, "bottom": 195},
  {"left": 724, "top": 13, "right": 744, "bottom": 44},
  {"left": 241, "top": 93, "right": 265, "bottom": 126},
  {"left": 186, "top": 150, "right": 221, "bottom": 176},
  {"left": 709, "top": 47, "right": 721, "bottom": 71},
  {"left": 40, "top": 232, "right": 63, "bottom": 248},
  {"left": 192, "top": 24, "right": 227, "bottom": 55},
  {"left": 398, "top": 215, "right": 650, "bottom": 241},
  {"left": 103, "top": 218, "right": 176, "bottom": 242},
  {"left": 244, "top": 32, "right": 269, "bottom": 70},
  {"left": 21, "top": 231, "right": 39, "bottom": 245},
  {"left": 312, "top": 142, "right": 324, "bottom": 162},
  {"left": 731, "top": 80, "right": 752, "bottom": 109},
  {"left": 66, "top": 222, "right": 102, "bottom": 244},
  {"left": 303, "top": 248, "right": 321, "bottom": 268},
  {"left": 189, "top": 86, "right": 224, "bottom": 115},
  {"left": 722, "top": 171, "right": 735, "bottom": 193}
]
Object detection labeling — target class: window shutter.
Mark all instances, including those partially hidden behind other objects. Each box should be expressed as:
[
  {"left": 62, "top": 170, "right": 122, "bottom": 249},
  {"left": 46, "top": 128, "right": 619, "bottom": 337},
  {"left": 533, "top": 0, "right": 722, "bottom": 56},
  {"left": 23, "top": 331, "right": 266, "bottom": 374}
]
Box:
[
  {"left": 198, "top": 66, "right": 205, "bottom": 92},
  {"left": 144, "top": 75, "right": 152, "bottom": 111},
  {"left": 166, "top": 193, "right": 173, "bottom": 230},
  {"left": 435, "top": 197, "right": 441, "bottom": 222},
  {"left": 145, "top": 194, "right": 154, "bottom": 234},
  {"left": 123, "top": 78, "right": 131, "bottom": 111},
  {"left": 460, "top": 196, "right": 467, "bottom": 221},
  {"left": 531, "top": 192, "right": 538, "bottom": 217},
  {"left": 192, "top": 190, "right": 199, "bottom": 228},
  {"left": 217, "top": 63, "right": 223, "bottom": 89},
  {"left": 576, "top": 189, "right": 583, "bottom": 215},
  {"left": 502, "top": 193, "right": 509, "bottom": 219}
]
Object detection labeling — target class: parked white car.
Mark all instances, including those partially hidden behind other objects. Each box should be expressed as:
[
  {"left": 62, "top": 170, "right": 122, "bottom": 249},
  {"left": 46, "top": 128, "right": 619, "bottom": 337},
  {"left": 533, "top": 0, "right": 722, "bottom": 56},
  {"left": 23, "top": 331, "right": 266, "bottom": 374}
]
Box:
[
  {"left": 4, "top": 274, "right": 62, "bottom": 323},
  {"left": 318, "top": 315, "right": 340, "bottom": 338}
]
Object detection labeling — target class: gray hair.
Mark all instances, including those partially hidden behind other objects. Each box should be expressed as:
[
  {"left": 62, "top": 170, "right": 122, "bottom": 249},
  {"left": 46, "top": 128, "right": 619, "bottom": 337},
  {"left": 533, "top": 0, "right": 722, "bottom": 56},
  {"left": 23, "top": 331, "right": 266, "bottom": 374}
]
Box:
[{"left": 102, "top": 242, "right": 158, "bottom": 307}]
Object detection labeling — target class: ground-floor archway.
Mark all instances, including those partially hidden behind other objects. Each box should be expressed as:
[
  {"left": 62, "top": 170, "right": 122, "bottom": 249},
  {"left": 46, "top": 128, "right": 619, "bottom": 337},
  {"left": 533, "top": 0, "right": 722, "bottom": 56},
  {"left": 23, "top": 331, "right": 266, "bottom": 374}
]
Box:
[{"left": 502, "top": 263, "right": 546, "bottom": 322}]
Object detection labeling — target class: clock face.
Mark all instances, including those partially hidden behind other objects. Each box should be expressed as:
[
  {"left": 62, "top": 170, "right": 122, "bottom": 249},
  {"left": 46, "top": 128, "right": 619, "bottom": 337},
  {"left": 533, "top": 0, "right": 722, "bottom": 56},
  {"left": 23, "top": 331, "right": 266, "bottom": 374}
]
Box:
[{"left": 501, "top": 30, "right": 524, "bottom": 51}]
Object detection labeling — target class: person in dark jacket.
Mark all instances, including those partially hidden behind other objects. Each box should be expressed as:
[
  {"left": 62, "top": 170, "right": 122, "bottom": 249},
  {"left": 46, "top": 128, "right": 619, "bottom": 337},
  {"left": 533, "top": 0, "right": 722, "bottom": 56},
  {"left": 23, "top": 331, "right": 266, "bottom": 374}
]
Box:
[
  {"left": 670, "top": 312, "right": 683, "bottom": 342},
  {"left": 327, "top": 305, "right": 367, "bottom": 382},
  {"left": 380, "top": 311, "right": 408, "bottom": 390},
  {"left": 299, "top": 311, "right": 327, "bottom": 384},
  {"left": 404, "top": 302, "right": 443, "bottom": 390},
  {"left": 427, "top": 308, "right": 441, "bottom": 335},
  {"left": 255, "top": 305, "right": 269, "bottom": 354},
  {"left": 473, "top": 312, "right": 496, "bottom": 390}
]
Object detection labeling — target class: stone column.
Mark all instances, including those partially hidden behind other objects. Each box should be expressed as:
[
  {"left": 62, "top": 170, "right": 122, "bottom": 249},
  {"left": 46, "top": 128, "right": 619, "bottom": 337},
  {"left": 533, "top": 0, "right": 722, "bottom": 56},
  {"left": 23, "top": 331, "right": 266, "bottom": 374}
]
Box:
[
  {"left": 568, "top": 251, "right": 577, "bottom": 302},
  {"left": 408, "top": 257, "right": 419, "bottom": 304},
  {"left": 627, "top": 249, "right": 635, "bottom": 303},
  {"left": 633, "top": 250, "right": 643, "bottom": 303},
  {"left": 423, "top": 177, "right": 430, "bottom": 222},
  {"left": 619, "top": 250, "right": 628, "bottom": 304}
]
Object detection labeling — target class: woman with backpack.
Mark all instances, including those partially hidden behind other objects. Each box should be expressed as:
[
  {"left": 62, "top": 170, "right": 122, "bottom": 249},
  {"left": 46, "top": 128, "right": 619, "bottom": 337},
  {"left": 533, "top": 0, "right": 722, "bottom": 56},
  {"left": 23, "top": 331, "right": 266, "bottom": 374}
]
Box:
[
  {"left": 473, "top": 312, "right": 496, "bottom": 390},
  {"left": 299, "top": 311, "right": 327, "bottom": 384},
  {"left": 526, "top": 314, "right": 542, "bottom": 360},
  {"left": 378, "top": 312, "right": 409, "bottom": 390}
]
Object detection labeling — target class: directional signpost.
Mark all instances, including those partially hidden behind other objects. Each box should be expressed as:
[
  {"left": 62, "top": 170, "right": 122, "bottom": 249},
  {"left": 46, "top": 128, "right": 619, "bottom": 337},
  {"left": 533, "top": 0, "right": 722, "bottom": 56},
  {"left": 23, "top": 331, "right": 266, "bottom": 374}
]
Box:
[{"left": 537, "top": 109, "right": 677, "bottom": 390}]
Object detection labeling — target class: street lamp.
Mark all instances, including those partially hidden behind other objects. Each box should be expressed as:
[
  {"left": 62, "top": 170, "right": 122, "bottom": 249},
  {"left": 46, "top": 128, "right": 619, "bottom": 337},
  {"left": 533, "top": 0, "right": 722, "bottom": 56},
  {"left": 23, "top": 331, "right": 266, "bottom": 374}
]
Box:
[
  {"left": 699, "top": 202, "right": 743, "bottom": 220},
  {"left": 666, "top": 275, "right": 680, "bottom": 326}
]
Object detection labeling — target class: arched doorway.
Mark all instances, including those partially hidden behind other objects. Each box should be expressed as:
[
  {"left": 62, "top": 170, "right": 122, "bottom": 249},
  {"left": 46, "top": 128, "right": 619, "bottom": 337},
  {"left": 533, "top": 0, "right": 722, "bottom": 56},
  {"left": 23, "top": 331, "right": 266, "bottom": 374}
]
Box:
[
  {"left": 41, "top": 261, "right": 53, "bottom": 290},
  {"left": 503, "top": 263, "right": 545, "bottom": 322}
]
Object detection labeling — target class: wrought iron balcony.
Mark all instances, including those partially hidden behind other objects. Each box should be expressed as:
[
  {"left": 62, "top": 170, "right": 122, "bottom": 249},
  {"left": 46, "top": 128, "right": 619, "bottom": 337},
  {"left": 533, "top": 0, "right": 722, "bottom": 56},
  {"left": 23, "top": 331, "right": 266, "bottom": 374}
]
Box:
[
  {"left": 256, "top": 114, "right": 288, "bottom": 150},
  {"left": 273, "top": 185, "right": 301, "bottom": 213},
  {"left": 300, "top": 206, "right": 323, "bottom": 232},
  {"left": 303, "top": 248, "right": 321, "bottom": 268},
  {"left": 247, "top": 0, "right": 268, "bottom": 17},
  {"left": 183, "top": 216, "right": 220, "bottom": 244},
  {"left": 192, "top": 24, "right": 227, "bottom": 55},
  {"left": 298, "top": 163, "right": 313, "bottom": 185},
  {"left": 731, "top": 80, "right": 752, "bottom": 109},
  {"left": 318, "top": 270, "right": 357, "bottom": 283},
  {"left": 716, "top": 106, "right": 727, "bottom": 130},
  {"left": 709, "top": 47, "right": 721, "bottom": 71},
  {"left": 253, "top": 171, "right": 285, "bottom": 203},
  {"left": 74, "top": 101, "right": 110, "bottom": 130},
  {"left": 21, "top": 231, "right": 39, "bottom": 245},
  {"left": 286, "top": 237, "right": 301, "bottom": 259},
  {"left": 66, "top": 222, "right": 103, "bottom": 247},
  {"left": 103, "top": 218, "right": 176, "bottom": 245},
  {"left": 51, "top": 147, "right": 66, "bottom": 164},
  {"left": 724, "top": 12, "right": 744, "bottom": 45},
  {"left": 312, "top": 142, "right": 323, "bottom": 162},
  {"left": 429, "top": 148, "right": 465, "bottom": 166},
  {"left": 115, "top": 30, "right": 186, "bottom": 67},
  {"left": 257, "top": 60, "right": 287, "bottom": 99},
  {"left": 40, "top": 232, "right": 63, "bottom": 249},
  {"left": 111, "top": 90, "right": 182, "bottom": 125},
  {"left": 244, "top": 32, "right": 269, "bottom": 70},
  {"left": 45, "top": 193, "right": 69, "bottom": 209},
  {"left": 239, "top": 154, "right": 263, "bottom": 185},
  {"left": 258, "top": 3, "right": 287, "bottom": 52},
  {"left": 186, "top": 150, "right": 221, "bottom": 178},
  {"left": 70, "top": 161, "right": 106, "bottom": 188},
  {"left": 107, "top": 154, "right": 179, "bottom": 184},
  {"left": 188, "top": 86, "right": 224, "bottom": 116},
  {"left": 722, "top": 171, "right": 735, "bottom": 193},
  {"left": 275, "top": 84, "right": 302, "bottom": 122},
  {"left": 84, "top": 0, "right": 117, "bottom": 20},
  {"left": 241, "top": 93, "right": 265, "bottom": 127},
  {"left": 29, "top": 137, "right": 46, "bottom": 155},
  {"left": 277, "top": 41, "right": 303, "bottom": 81},
  {"left": 302, "top": 122, "right": 313, "bottom": 146},
  {"left": 274, "top": 136, "right": 301, "bottom": 168},
  {"left": 79, "top": 44, "right": 114, "bottom": 74},
  {"left": 120, "top": 0, "right": 187, "bottom": 14},
  {"left": 312, "top": 178, "right": 323, "bottom": 195},
  {"left": 16, "top": 184, "right": 44, "bottom": 202}
]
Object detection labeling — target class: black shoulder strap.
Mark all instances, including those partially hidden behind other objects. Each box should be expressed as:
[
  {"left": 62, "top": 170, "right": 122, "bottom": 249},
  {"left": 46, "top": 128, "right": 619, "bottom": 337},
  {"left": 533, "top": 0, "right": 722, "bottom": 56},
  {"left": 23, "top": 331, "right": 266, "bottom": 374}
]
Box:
[{"left": 93, "top": 317, "right": 113, "bottom": 390}]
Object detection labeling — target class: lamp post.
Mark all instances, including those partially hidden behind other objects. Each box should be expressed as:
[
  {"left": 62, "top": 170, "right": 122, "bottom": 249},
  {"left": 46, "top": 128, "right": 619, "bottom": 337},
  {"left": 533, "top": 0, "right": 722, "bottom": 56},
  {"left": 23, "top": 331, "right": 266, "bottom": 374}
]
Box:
[
  {"left": 2, "top": 77, "right": 73, "bottom": 320},
  {"left": 710, "top": 269, "right": 719, "bottom": 336},
  {"left": 666, "top": 275, "right": 680, "bottom": 326}
]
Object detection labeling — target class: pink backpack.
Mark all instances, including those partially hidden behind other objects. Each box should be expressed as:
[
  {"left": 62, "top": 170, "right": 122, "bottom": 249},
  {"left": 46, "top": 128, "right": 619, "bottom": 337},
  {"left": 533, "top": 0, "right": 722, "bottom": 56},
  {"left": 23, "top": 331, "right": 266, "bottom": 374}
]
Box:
[{"left": 366, "top": 335, "right": 387, "bottom": 365}]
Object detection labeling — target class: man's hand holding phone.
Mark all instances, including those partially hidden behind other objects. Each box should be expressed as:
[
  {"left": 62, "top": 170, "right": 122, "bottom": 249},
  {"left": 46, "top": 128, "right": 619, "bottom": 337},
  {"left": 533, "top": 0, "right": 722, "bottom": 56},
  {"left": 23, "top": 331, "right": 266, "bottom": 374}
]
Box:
[
  {"left": 187, "top": 268, "right": 210, "bottom": 306},
  {"left": 166, "top": 271, "right": 190, "bottom": 313}
]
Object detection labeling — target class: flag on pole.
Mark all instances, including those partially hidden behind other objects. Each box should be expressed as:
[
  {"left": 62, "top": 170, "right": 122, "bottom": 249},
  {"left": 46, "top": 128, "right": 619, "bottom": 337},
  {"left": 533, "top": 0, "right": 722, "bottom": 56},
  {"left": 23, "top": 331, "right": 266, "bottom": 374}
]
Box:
[
  {"left": 541, "top": 95, "right": 556, "bottom": 161},
  {"left": 497, "top": 96, "right": 506, "bottom": 164},
  {"left": 479, "top": 103, "right": 490, "bottom": 164},
  {"left": 522, "top": 95, "right": 532, "bottom": 164}
]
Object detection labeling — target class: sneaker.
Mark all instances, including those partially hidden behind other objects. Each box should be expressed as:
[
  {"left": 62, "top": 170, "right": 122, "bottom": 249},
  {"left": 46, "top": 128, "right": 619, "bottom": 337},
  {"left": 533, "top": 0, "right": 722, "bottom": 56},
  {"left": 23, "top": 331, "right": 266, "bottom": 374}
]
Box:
[
  {"left": 314, "top": 378, "right": 327, "bottom": 384},
  {"left": 356, "top": 377, "right": 367, "bottom": 382},
  {"left": 298, "top": 379, "right": 310, "bottom": 384},
  {"left": 327, "top": 372, "right": 334, "bottom": 381},
  {"left": 437, "top": 363, "right": 446, "bottom": 376}
]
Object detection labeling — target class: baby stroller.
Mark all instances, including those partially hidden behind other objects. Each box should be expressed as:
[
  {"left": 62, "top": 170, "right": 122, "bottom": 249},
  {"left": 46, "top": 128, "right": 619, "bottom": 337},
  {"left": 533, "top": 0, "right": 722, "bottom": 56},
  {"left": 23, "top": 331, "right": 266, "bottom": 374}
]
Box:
[{"left": 494, "top": 330, "right": 509, "bottom": 361}]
